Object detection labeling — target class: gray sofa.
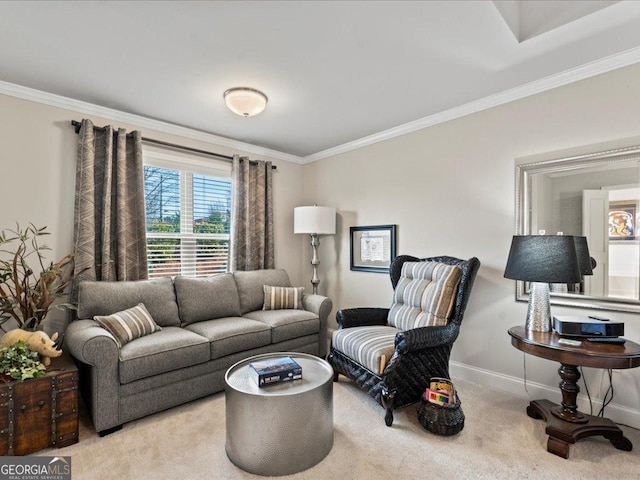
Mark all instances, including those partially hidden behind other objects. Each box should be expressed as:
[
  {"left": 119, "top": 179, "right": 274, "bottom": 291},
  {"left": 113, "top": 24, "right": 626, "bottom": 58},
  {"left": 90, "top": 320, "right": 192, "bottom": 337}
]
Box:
[{"left": 64, "top": 269, "right": 332, "bottom": 435}]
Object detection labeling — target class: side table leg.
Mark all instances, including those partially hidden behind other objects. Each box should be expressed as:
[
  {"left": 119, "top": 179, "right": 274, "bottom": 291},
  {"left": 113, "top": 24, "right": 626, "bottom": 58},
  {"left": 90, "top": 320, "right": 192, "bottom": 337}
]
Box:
[
  {"left": 551, "top": 364, "right": 587, "bottom": 424},
  {"left": 606, "top": 432, "right": 633, "bottom": 452},
  {"left": 526, "top": 404, "right": 543, "bottom": 420},
  {"left": 547, "top": 436, "right": 570, "bottom": 459},
  {"left": 527, "top": 399, "right": 633, "bottom": 459}
]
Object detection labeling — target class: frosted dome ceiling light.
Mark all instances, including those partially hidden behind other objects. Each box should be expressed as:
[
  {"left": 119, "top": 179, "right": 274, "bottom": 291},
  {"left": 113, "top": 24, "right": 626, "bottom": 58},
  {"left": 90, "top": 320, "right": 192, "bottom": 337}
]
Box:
[{"left": 224, "top": 87, "right": 268, "bottom": 117}]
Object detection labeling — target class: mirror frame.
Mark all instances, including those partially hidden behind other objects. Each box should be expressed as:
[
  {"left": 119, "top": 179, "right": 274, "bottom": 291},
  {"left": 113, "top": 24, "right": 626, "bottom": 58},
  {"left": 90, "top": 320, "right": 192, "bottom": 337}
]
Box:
[{"left": 515, "top": 144, "right": 640, "bottom": 313}]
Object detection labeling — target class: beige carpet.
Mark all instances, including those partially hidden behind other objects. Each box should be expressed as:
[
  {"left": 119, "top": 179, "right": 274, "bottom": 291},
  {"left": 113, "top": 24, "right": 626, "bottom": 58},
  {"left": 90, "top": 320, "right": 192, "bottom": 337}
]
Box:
[{"left": 38, "top": 378, "right": 640, "bottom": 479}]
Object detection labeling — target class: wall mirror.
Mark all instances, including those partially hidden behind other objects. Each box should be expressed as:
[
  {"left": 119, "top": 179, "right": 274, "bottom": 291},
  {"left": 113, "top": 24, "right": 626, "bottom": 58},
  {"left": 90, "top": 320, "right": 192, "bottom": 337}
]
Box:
[{"left": 516, "top": 144, "right": 640, "bottom": 313}]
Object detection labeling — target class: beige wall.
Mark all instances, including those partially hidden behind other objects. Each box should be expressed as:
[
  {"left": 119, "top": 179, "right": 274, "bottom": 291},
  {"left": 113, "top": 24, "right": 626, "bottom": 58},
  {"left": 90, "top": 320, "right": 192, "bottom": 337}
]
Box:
[
  {"left": 0, "top": 93, "right": 306, "bottom": 332},
  {"left": 302, "top": 62, "right": 640, "bottom": 427},
  {"left": 3, "top": 61, "right": 640, "bottom": 427}
]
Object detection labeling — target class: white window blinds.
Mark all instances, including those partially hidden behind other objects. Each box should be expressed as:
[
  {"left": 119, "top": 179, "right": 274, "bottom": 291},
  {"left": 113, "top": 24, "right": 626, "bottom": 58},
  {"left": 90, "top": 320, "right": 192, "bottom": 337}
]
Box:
[{"left": 143, "top": 149, "right": 232, "bottom": 279}]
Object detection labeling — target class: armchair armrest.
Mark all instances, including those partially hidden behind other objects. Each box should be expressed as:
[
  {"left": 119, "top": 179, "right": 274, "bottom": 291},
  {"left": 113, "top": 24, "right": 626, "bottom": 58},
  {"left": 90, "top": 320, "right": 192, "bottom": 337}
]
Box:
[
  {"left": 302, "top": 294, "right": 333, "bottom": 357},
  {"left": 336, "top": 308, "right": 389, "bottom": 329},
  {"left": 394, "top": 323, "right": 459, "bottom": 354}
]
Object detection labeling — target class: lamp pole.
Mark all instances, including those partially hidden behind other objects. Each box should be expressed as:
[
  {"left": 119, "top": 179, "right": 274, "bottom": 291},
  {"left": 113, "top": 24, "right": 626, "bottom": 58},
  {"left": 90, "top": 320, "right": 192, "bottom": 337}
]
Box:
[
  {"left": 309, "top": 233, "right": 320, "bottom": 295},
  {"left": 294, "top": 206, "right": 336, "bottom": 296}
]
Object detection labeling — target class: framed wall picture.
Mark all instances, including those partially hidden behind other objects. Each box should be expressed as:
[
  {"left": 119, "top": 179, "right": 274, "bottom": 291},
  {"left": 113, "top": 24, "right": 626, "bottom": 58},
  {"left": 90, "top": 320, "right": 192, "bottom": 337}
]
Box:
[
  {"left": 350, "top": 225, "right": 396, "bottom": 273},
  {"left": 608, "top": 201, "right": 637, "bottom": 240}
]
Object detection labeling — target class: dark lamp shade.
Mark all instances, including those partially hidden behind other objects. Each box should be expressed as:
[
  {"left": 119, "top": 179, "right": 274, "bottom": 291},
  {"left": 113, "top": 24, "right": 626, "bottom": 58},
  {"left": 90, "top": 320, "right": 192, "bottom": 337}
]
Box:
[
  {"left": 504, "top": 235, "right": 582, "bottom": 284},
  {"left": 573, "top": 236, "right": 593, "bottom": 276}
]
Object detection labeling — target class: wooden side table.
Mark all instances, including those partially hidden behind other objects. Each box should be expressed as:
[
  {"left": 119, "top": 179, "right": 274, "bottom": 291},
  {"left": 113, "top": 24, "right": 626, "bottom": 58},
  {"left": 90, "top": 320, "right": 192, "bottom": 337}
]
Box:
[
  {"left": 508, "top": 326, "right": 640, "bottom": 459},
  {"left": 0, "top": 354, "right": 79, "bottom": 455}
]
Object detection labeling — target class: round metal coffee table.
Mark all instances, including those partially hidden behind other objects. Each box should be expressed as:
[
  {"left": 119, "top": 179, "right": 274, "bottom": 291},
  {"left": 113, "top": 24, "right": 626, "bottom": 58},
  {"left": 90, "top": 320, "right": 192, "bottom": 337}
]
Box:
[{"left": 225, "top": 352, "right": 334, "bottom": 476}]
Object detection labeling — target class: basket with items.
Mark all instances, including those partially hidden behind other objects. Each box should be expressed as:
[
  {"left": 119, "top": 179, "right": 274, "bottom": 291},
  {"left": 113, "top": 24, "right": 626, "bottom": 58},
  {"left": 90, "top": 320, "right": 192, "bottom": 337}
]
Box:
[{"left": 417, "top": 377, "right": 464, "bottom": 436}]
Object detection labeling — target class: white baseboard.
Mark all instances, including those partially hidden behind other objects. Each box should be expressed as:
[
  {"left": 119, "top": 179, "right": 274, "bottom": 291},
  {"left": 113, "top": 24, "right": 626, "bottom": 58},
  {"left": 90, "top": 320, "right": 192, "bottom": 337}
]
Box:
[{"left": 450, "top": 361, "right": 640, "bottom": 430}]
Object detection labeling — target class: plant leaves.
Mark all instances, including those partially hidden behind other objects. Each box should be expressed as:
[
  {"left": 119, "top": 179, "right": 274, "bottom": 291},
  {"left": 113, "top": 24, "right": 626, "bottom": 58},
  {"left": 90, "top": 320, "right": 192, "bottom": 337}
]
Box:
[{"left": 0, "top": 224, "right": 78, "bottom": 330}]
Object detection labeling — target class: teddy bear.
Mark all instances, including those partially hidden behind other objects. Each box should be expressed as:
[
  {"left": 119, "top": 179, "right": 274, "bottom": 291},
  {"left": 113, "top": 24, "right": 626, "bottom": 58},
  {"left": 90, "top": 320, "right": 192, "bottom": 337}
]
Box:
[{"left": 0, "top": 330, "right": 63, "bottom": 367}]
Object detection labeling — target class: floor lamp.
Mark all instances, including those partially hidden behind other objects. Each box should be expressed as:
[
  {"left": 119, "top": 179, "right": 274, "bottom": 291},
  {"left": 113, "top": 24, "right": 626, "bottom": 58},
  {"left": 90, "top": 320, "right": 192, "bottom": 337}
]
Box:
[{"left": 294, "top": 206, "right": 336, "bottom": 295}]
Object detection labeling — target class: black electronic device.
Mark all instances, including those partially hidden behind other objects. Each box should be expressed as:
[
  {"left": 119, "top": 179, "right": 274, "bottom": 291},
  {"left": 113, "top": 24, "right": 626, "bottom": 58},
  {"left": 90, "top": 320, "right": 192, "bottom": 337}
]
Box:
[
  {"left": 553, "top": 315, "right": 624, "bottom": 338},
  {"left": 586, "top": 337, "right": 626, "bottom": 344}
]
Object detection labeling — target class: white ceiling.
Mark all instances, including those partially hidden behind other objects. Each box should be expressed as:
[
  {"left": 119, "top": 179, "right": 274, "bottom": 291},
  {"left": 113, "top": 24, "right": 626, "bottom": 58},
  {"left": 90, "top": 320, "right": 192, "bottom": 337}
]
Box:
[{"left": 2, "top": 1, "right": 640, "bottom": 162}]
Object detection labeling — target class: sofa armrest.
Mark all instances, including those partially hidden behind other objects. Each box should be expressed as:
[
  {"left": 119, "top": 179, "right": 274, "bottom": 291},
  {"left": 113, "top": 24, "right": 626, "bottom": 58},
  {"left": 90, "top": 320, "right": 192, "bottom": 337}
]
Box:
[
  {"left": 64, "top": 319, "right": 122, "bottom": 433},
  {"left": 302, "top": 294, "right": 333, "bottom": 358},
  {"left": 336, "top": 308, "right": 389, "bottom": 329},
  {"left": 394, "top": 323, "right": 459, "bottom": 354},
  {"left": 65, "top": 319, "right": 118, "bottom": 364}
]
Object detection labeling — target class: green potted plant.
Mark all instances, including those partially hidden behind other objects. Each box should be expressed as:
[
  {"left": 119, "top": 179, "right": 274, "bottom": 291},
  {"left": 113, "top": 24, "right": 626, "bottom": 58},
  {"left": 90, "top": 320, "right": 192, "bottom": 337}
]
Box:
[
  {"left": 0, "top": 340, "right": 46, "bottom": 382},
  {"left": 0, "top": 224, "right": 76, "bottom": 332}
]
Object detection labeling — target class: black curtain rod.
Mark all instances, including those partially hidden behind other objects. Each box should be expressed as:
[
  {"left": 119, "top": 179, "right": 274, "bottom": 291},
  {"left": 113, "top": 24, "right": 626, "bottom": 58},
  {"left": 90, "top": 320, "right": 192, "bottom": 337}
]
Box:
[{"left": 70, "top": 120, "right": 276, "bottom": 169}]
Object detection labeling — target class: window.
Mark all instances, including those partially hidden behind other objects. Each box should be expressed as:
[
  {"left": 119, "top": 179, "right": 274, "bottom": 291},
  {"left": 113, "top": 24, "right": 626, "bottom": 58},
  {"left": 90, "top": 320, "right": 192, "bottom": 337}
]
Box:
[{"left": 143, "top": 151, "right": 232, "bottom": 279}]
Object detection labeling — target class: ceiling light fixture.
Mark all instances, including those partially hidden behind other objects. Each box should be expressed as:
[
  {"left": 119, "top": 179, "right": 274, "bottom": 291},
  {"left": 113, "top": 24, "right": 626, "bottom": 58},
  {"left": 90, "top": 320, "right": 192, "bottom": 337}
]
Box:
[{"left": 223, "top": 87, "right": 268, "bottom": 117}]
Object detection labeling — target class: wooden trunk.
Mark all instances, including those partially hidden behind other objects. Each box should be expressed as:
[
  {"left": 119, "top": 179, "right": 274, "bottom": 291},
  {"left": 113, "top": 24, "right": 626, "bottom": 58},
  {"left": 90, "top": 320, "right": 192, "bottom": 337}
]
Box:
[{"left": 0, "top": 355, "right": 79, "bottom": 455}]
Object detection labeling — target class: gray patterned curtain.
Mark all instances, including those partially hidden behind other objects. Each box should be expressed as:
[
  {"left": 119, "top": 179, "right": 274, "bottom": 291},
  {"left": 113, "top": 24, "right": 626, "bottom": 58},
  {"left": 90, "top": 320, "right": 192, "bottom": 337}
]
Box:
[
  {"left": 72, "top": 119, "right": 148, "bottom": 291},
  {"left": 230, "top": 155, "right": 274, "bottom": 271}
]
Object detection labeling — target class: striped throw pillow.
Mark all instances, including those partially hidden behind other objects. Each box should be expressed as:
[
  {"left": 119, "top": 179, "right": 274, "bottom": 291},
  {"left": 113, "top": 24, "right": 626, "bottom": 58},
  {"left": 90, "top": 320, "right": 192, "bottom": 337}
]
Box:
[
  {"left": 94, "top": 303, "right": 162, "bottom": 348},
  {"left": 388, "top": 261, "right": 462, "bottom": 330},
  {"left": 262, "top": 285, "right": 304, "bottom": 310}
]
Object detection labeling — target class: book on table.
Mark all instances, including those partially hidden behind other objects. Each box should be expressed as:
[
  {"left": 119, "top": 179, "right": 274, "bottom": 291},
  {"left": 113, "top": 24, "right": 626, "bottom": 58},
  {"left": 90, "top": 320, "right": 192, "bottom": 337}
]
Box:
[{"left": 249, "top": 356, "right": 303, "bottom": 387}]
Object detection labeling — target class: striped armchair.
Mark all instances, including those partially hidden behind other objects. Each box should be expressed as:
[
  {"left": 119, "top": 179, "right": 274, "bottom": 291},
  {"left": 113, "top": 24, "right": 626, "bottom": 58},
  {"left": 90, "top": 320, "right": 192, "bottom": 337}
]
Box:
[{"left": 328, "top": 255, "right": 480, "bottom": 426}]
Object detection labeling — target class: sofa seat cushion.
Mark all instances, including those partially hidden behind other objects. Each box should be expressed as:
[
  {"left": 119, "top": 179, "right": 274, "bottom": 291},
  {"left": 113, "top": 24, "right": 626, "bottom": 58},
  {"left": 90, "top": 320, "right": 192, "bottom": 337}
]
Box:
[
  {"left": 174, "top": 274, "right": 242, "bottom": 325},
  {"left": 119, "top": 327, "right": 210, "bottom": 384},
  {"left": 243, "top": 310, "right": 319, "bottom": 344},
  {"left": 332, "top": 326, "right": 400, "bottom": 375},
  {"left": 185, "top": 317, "right": 271, "bottom": 360}
]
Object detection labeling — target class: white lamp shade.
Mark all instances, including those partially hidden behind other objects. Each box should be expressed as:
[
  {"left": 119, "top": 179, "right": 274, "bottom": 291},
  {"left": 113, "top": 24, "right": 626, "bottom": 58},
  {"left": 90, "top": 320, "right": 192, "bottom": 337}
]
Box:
[
  {"left": 294, "top": 206, "right": 336, "bottom": 235},
  {"left": 224, "top": 87, "right": 268, "bottom": 117}
]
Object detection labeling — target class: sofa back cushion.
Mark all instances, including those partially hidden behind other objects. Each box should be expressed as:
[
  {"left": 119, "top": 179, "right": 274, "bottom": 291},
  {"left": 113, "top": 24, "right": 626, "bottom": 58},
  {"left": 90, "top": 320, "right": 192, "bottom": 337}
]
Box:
[
  {"left": 77, "top": 277, "right": 180, "bottom": 327},
  {"left": 233, "top": 269, "right": 292, "bottom": 314},
  {"left": 388, "top": 261, "right": 461, "bottom": 330},
  {"left": 174, "top": 273, "right": 242, "bottom": 325}
]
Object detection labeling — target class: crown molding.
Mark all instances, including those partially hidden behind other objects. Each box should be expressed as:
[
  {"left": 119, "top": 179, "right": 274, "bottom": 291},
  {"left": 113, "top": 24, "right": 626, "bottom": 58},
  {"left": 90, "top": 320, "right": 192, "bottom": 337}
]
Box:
[
  {"left": 3, "top": 43, "right": 640, "bottom": 166},
  {"left": 0, "top": 80, "right": 304, "bottom": 164},
  {"left": 302, "top": 45, "right": 640, "bottom": 163}
]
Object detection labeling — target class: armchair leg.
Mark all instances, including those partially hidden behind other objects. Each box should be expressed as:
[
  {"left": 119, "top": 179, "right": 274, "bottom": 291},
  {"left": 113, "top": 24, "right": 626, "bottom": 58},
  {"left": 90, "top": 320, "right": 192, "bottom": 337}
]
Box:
[
  {"left": 384, "top": 409, "right": 393, "bottom": 427},
  {"left": 327, "top": 351, "right": 339, "bottom": 382},
  {"left": 381, "top": 385, "right": 396, "bottom": 427}
]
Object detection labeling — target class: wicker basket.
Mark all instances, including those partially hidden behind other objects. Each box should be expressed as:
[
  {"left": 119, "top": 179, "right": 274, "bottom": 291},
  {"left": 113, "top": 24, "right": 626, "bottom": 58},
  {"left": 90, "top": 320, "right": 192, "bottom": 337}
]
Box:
[{"left": 417, "top": 392, "right": 465, "bottom": 436}]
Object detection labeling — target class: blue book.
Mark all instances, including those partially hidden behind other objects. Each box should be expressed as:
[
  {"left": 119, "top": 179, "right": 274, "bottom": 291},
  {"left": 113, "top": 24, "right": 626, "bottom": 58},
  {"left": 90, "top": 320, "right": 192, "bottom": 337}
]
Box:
[{"left": 249, "top": 356, "right": 303, "bottom": 387}]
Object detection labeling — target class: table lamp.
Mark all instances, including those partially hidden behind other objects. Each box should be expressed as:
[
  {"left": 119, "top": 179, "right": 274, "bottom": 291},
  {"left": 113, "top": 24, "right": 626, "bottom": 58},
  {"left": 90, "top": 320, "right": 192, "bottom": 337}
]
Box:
[
  {"left": 551, "top": 235, "right": 594, "bottom": 293},
  {"left": 573, "top": 236, "right": 593, "bottom": 277},
  {"left": 294, "top": 206, "right": 336, "bottom": 294},
  {"left": 504, "top": 235, "right": 581, "bottom": 332}
]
